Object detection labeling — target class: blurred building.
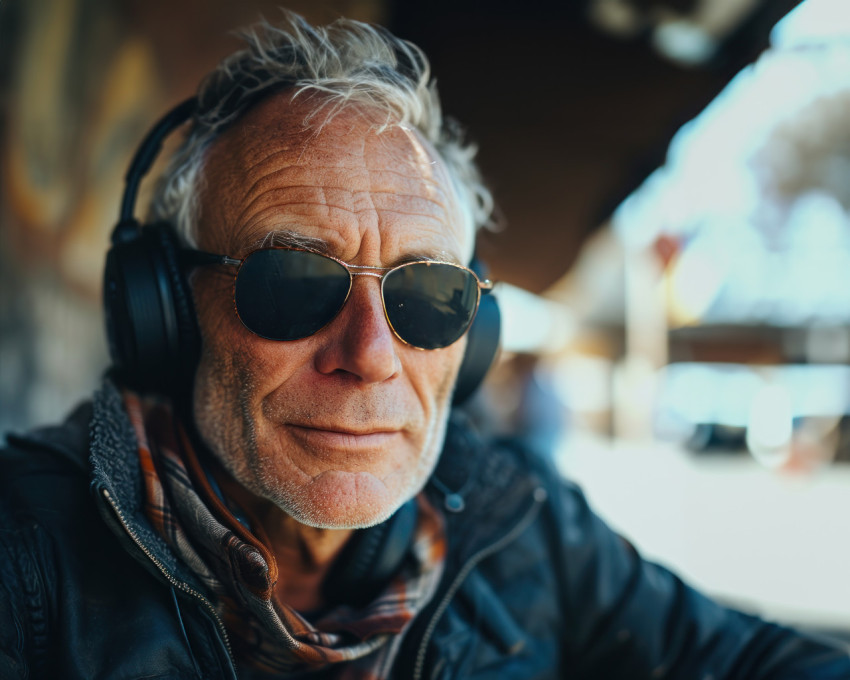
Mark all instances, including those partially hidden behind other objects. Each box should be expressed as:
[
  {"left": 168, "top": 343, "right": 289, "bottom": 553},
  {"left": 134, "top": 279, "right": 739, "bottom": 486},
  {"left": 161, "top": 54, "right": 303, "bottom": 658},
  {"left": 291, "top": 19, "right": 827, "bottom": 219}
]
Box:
[
  {"left": 535, "top": 0, "right": 850, "bottom": 635},
  {"left": 607, "top": 0, "right": 850, "bottom": 467}
]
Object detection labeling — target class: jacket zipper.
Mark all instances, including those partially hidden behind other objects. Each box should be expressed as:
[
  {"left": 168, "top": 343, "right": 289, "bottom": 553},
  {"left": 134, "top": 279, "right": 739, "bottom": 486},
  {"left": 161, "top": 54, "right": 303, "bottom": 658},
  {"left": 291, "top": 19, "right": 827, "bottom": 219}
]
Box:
[
  {"left": 100, "top": 487, "right": 237, "bottom": 673},
  {"left": 412, "top": 485, "right": 548, "bottom": 680}
]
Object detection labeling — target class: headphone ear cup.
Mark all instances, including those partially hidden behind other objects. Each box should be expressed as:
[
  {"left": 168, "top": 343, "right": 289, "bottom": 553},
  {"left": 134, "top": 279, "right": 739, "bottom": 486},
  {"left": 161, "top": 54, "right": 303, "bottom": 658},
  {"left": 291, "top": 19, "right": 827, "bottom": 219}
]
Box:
[
  {"left": 453, "top": 279, "right": 500, "bottom": 406},
  {"left": 153, "top": 223, "right": 200, "bottom": 378},
  {"left": 103, "top": 222, "right": 199, "bottom": 394}
]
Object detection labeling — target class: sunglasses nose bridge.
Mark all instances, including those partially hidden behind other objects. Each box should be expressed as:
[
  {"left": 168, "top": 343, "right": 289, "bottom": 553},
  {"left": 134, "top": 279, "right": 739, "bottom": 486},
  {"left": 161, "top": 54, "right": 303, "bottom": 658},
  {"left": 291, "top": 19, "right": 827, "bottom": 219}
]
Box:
[
  {"left": 346, "top": 269, "right": 390, "bottom": 315},
  {"left": 348, "top": 266, "right": 390, "bottom": 297}
]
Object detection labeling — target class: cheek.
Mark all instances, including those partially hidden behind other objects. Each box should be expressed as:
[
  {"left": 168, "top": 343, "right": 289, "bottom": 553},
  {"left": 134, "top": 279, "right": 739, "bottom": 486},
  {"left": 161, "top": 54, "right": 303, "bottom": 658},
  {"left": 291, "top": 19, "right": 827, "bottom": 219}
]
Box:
[
  {"left": 194, "top": 286, "right": 248, "bottom": 400},
  {"left": 192, "top": 301, "right": 313, "bottom": 434},
  {"left": 192, "top": 334, "right": 253, "bottom": 449},
  {"left": 409, "top": 339, "right": 467, "bottom": 413},
  {"left": 191, "top": 275, "right": 263, "bottom": 454},
  {"left": 192, "top": 270, "right": 238, "bottom": 348},
  {"left": 194, "top": 270, "right": 267, "bottom": 386},
  {"left": 194, "top": 270, "right": 315, "bottom": 380}
]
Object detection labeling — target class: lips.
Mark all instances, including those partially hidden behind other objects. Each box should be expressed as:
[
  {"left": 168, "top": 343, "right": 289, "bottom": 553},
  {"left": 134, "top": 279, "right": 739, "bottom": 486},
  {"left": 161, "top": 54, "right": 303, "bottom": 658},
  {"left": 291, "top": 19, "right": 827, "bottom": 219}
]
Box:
[
  {"left": 289, "top": 424, "right": 400, "bottom": 435},
  {"left": 286, "top": 423, "right": 404, "bottom": 451}
]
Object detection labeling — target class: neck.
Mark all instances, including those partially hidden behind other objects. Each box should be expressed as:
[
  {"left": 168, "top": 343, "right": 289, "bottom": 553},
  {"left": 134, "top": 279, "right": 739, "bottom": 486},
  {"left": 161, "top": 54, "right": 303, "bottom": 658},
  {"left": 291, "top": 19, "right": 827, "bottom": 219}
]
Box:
[{"left": 212, "top": 464, "right": 353, "bottom": 612}]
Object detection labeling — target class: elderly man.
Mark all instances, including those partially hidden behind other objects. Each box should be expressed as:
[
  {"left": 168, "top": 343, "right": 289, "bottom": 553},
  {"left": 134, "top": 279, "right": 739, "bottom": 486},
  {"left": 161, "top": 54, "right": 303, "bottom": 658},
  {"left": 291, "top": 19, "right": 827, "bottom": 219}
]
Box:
[{"left": 1, "top": 12, "right": 848, "bottom": 680}]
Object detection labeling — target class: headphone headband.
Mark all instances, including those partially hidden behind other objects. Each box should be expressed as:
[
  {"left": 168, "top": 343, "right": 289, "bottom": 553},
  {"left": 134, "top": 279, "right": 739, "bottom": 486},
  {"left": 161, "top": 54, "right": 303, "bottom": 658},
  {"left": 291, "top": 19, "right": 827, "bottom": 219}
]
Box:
[{"left": 117, "top": 98, "right": 197, "bottom": 232}]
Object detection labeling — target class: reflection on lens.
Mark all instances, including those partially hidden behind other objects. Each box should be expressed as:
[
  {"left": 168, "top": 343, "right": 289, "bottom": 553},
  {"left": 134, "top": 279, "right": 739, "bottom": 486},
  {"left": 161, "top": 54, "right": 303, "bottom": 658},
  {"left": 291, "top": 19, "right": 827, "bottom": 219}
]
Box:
[
  {"left": 235, "top": 249, "right": 351, "bottom": 340},
  {"left": 383, "top": 262, "right": 479, "bottom": 349}
]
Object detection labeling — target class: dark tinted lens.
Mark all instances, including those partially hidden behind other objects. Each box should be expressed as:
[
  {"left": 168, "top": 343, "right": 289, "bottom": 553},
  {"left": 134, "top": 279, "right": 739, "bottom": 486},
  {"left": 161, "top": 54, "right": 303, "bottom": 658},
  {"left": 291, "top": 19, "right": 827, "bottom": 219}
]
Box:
[
  {"left": 382, "top": 262, "right": 479, "bottom": 349},
  {"left": 234, "top": 249, "right": 350, "bottom": 340}
]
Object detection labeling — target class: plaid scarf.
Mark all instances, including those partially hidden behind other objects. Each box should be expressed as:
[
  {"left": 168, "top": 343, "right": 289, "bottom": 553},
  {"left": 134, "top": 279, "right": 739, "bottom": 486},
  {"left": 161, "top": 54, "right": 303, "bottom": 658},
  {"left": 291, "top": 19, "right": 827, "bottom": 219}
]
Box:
[{"left": 124, "top": 391, "right": 446, "bottom": 678}]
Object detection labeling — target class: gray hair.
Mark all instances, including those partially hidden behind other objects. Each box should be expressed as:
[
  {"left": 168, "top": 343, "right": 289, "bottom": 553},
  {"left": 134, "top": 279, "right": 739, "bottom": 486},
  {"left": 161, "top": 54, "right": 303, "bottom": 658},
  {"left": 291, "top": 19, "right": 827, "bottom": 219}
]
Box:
[{"left": 149, "top": 11, "right": 494, "bottom": 246}]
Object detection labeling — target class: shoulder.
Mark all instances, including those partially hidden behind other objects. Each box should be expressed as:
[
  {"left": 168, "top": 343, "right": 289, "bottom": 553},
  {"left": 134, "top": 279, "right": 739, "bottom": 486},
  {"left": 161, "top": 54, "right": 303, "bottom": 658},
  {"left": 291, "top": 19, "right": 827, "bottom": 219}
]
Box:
[
  {"left": 2, "top": 400, "right": 92, "bottom": 472},
  {"left": 0, "top": 403, "right": 95, "bottom": 675},
  {"left": 0, "top": 400, "right": 98, "bottom": 579},
  {"left": 0, "top": 397, "right": 216, "bottom": 679},
  {"left": 0, "top": 401, "right": 94, "bottom": 528}
]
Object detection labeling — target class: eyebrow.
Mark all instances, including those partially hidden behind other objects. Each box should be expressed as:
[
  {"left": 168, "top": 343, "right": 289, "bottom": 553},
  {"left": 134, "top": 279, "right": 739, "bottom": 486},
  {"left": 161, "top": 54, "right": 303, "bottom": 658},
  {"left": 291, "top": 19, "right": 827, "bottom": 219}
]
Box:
[
  {"left": 249, "top": 229, "right": 460, "bottom": 266},
  {"left": 251, "top": 229, "right": 330, "bottom": 253}
]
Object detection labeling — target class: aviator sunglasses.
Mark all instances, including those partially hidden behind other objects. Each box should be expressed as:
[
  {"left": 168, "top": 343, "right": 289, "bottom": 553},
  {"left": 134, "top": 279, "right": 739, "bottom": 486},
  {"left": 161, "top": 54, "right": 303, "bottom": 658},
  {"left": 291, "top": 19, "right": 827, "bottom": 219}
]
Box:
[{"left": 183, "top": 246, "right": 494, "bottom": 350}]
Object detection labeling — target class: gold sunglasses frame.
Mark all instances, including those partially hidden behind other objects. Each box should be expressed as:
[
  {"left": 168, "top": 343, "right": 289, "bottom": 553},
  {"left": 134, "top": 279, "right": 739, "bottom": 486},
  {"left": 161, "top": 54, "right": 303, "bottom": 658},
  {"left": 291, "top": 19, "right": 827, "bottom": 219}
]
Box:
[{"left": 184, "top": 246, "right": 494, "bottom": 350}]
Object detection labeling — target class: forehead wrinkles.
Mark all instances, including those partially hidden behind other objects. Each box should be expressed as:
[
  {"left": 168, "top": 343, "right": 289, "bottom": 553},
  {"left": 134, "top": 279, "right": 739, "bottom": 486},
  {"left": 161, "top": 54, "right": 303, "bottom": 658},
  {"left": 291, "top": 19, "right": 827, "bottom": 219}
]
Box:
[
  {"left": 232, "top": 167, "right": 456, "bottom": 242},
  {"left": 363, "top": 123, "right": 470, "bottom": 255},
  {"left": 363, "top": 124, "right": 458, "bottom": 214},
  {"left": 199, "top": 100, "right": 466, "bottom": 255}
]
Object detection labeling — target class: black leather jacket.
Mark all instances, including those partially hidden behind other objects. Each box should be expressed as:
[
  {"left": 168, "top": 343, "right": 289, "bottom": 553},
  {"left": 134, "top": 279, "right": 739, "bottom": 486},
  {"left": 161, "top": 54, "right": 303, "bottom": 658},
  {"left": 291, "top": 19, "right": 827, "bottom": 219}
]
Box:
[{"left": 1, "top": 381, "right": 848, "bottom": 679}]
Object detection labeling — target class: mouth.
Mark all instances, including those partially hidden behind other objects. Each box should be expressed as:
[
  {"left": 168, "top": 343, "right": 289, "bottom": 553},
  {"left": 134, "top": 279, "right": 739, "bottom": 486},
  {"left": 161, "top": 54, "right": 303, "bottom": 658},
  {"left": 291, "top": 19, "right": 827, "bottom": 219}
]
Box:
[{"left": 286, "top": 423, "right": 403, "bottom": 451}]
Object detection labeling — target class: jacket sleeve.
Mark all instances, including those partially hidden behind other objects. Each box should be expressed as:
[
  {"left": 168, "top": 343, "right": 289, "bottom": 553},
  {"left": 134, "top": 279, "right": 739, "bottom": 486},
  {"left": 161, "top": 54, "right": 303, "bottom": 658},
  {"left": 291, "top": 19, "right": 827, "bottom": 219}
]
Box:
[
  {"left": 0, "top": 440, "right": 67, "bottom": 680},
  {"left": 0, "top": 526, "right": 37, "bottom": 680},
  {"left": 540, "top": 470, "right": 850, "bottom": 679}
]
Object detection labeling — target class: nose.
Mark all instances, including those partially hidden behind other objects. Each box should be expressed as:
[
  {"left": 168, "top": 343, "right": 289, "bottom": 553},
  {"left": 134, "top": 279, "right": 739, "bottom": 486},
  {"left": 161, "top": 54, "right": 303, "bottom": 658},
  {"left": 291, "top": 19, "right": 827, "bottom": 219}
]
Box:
[{"left": 313, "top": 277, "right": 401, "bottom": 383}]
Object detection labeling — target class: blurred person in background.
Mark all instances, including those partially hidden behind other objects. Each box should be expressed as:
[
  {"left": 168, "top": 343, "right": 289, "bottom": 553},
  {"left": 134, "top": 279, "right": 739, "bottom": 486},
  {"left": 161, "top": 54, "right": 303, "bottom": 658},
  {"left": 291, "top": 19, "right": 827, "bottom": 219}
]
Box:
[{"left": 1, "top": 11, "right": 848, "bottom": 680}]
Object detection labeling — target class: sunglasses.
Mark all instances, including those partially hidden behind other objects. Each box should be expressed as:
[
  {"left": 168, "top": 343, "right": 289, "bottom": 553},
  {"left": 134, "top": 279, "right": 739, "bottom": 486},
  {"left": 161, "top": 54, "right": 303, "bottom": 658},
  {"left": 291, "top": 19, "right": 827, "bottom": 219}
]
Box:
[{"left": 184, "top": 246, "right": 493, "bottom": 350}]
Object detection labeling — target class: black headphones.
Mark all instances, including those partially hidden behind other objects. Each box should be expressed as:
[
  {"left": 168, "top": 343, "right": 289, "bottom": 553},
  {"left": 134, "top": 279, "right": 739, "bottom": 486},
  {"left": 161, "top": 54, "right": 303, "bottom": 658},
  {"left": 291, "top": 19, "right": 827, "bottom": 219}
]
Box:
[{"left": 103, "top": 97, "right": 500, "bottom": 405}]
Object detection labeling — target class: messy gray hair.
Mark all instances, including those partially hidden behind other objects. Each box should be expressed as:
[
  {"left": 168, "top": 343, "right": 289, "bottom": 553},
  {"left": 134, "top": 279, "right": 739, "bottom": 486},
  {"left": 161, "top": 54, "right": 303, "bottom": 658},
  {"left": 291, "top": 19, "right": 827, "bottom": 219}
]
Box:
[{"left": 149, "top": 11, "right": 494, "bottom": 246}]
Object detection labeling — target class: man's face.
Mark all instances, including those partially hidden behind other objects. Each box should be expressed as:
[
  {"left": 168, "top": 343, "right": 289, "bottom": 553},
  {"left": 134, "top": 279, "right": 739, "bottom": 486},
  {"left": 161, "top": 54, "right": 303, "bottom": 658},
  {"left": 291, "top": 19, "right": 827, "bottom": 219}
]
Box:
[{"left": 191, "top": 94, "right": 472, "bottom": 529}]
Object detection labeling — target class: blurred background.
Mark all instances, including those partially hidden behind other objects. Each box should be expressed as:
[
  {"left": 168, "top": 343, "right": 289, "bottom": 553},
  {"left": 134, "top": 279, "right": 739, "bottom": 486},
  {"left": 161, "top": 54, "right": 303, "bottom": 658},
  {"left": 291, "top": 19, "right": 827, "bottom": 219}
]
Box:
[{"left": 2, "top": 0, "right": 849, "bottom": 641}]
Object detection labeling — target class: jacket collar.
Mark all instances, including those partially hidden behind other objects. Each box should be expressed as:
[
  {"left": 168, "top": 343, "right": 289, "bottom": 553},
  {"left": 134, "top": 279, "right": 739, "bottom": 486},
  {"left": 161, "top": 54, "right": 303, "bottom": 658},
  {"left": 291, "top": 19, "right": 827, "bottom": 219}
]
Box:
[
  {"left": 89, "top": 380, "right": 203, "bottom": 589},
  {"left": 427, "top": 411, "right": 542, "bottom": 566}
]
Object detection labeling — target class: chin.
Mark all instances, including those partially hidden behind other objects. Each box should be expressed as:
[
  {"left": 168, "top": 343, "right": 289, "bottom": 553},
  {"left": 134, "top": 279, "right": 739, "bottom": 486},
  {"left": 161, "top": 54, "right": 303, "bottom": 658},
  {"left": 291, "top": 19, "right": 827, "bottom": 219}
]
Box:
[
  {"left": 301, "top": 472, "right": 412, "bottom": 529},
  {"left": 287, "top": 501, "right": 399, "bottom": 530},
  {"left": 267, "top": 469, "right": 425, "bottom": 530}
]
